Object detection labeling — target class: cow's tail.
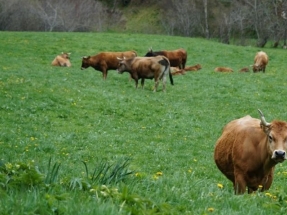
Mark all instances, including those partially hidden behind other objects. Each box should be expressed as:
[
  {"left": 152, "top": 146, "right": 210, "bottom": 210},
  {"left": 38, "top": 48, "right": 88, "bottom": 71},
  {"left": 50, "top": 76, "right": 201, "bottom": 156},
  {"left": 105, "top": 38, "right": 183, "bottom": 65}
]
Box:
[
  {"left": 169, "top": 68, "right": 174, "bottom": 85},
  {"left": 159, "top": 57, "right": 174, "bottom": 85}
]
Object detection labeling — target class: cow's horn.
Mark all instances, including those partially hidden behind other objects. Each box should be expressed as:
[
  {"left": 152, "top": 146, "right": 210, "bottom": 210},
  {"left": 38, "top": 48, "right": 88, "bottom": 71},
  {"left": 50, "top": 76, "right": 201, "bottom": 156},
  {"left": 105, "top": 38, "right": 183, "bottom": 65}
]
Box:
[{"left": 258, "top": 109, "right": 271, "bottom": 126}]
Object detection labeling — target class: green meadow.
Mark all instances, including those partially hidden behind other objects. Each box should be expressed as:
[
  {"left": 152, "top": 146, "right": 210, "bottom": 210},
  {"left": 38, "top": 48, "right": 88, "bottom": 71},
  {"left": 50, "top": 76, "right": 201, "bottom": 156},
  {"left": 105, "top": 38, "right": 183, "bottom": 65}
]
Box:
[{"left": 1, "top": 31, "right": 287, "bottom": 214}]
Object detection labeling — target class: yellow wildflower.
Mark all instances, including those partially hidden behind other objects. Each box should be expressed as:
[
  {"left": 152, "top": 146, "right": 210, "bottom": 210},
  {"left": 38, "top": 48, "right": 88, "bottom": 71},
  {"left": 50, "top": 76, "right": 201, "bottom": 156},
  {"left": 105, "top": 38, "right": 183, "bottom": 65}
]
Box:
[
  {"left": 207, "top": 207, "right": 215, "bottom": 212},
  {"left": 217, "top": 183, "right": 223, "bottom": 189}
]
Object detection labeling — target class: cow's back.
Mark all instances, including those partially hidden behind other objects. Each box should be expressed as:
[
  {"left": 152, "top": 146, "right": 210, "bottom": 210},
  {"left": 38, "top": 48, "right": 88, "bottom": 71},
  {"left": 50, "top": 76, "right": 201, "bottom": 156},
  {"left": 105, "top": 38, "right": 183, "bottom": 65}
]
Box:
[{"left": 214, "top": 115, "right": 261, "bottom": 182}]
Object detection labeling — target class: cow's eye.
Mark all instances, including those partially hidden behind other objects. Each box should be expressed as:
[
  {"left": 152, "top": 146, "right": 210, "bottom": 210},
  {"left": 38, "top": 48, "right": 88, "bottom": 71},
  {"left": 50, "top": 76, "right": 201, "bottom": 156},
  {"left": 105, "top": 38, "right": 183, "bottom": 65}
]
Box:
[{"left": 268, "top": 135, "right": 273, "bottom": 143}]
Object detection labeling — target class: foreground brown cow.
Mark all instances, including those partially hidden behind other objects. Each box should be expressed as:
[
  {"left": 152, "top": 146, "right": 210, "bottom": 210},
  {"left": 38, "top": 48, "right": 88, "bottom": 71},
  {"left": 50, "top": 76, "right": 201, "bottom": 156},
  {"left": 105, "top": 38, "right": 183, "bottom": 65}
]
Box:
[
  {"left": 214, "top": 109, "right": 287, "bottom": 194},
  {"left": 184, "top": 64, "right": 202, "bottom": 71},
  {"left": 252, "top": 51, "right": 268, "bottom": 73},
  {"left": 117, "top": 56, "right": 174, "bottom": 92},
  {"left": 51, "top": 52, "right": 71, "bottom": 67},
  {"left": 145, "top": 48, "right": 187, "bottom": 69},
  {"left": 214, "top": 67, "right": 233, "bottom": 72},
  {"left": 81, "top": 51, "right": 137, "bottom": 79}
]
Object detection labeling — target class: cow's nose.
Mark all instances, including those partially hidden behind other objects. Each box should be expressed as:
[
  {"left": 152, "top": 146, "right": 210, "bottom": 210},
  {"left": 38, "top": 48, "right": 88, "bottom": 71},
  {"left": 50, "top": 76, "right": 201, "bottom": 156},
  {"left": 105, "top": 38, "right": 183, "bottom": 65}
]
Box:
[{"left": 275, "top": 150, "right": 286, "bottom": 159}]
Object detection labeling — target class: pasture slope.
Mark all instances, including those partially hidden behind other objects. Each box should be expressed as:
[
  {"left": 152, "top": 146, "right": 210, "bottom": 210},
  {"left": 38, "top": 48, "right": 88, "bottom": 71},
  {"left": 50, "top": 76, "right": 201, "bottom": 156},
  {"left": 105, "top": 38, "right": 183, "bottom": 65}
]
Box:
[{"left": 0, "top": 31, "right": 287, "bottom": 214}]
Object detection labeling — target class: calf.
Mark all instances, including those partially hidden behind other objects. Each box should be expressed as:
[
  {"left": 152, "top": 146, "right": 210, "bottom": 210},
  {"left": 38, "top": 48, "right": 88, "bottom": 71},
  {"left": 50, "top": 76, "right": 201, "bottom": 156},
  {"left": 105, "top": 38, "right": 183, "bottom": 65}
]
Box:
[
  {"left": 117, "top": 56, "right": 174, "bottom": 92},
  {"left": 81, "top": 51, "right": 137, "bottom": 80},
  {"left": 51, "top": 52, "right": 71, "bottom": 67}
]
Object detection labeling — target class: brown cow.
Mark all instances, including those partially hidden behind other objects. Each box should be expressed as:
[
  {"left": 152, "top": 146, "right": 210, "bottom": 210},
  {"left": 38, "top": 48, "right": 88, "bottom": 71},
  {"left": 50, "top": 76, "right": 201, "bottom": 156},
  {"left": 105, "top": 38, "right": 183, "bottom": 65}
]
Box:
[
  {"left": 184, "top": 64, "right": 202, "bottom": 71},
  {"left": 252, "top": 51, "right": 268, "bottom": 73},
  {"left": 144, "top": 48, "right": 187, "bottom": 69},
  {"left": 117, "top": 56, "right": 174, "bottom": 92},
  {"left": 171, "top": 67, "right": 185, "bottom": 76},
  {"left": 81, "top": 51, "right": 137, "bottom": 80},
  {"left": 239, "top": 67, "right": 250, "bottom": 72},
  {"left": 214, "top": 109, "right": 287, "bottom": 194},
  {"left": 214, "top": 67, "right": 233, "bottom": 72},
  {"left": 51, "top": 52, "right": 71, "bottom": 67}
]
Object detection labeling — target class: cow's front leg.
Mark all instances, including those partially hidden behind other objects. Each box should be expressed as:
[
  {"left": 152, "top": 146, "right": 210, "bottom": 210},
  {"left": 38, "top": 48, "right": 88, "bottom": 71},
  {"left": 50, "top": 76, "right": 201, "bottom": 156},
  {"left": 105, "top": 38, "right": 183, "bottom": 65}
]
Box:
[
  {"left": 141, "top": 78, "right": 145, "bottom": 89},
  {"left": 102, "top": 70, "right": 108, "bottom": 80},
  {"left": 234, "top": 173, "right": 247, "bottom": 194}
]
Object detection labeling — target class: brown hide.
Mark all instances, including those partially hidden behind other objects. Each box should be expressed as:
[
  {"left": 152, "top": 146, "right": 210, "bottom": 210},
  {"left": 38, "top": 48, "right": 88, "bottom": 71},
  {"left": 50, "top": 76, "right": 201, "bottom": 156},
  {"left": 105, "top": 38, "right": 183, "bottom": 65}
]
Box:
[
  {"left": 214, "top": 67, "right": 233, "bottom": 72},
  {"left": 117, "top": 56, "right": 173, "bottom": 92},
  {"left": 239, "top": 67, "right": 250, "bottom": 72},
  {"left": 214, "top": 112, "right": 287, "bottom": 194},
  {"left": 253, "top": 51, "right": 268, "bottom": 73},
  {"left": 81, "top": 51, "right": 137, "bottom": 80},
  {"left": 184, "top": 64, "right": 202, "bottom": 71},
  {"left": 51, "top": 52, "right": 71, "bottom": 67},
  {"left": 145, "top": 48, "right": 187, "bottom": 69},
  {"left": 170, "top": 67, "right": 185, "bottom": 76}
]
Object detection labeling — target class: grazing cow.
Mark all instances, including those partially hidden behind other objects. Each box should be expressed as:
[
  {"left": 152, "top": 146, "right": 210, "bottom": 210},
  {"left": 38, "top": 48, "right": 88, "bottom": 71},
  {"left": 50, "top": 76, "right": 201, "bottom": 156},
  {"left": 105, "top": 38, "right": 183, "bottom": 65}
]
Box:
[
  {"left": 214, "top": 109, "right": 287, "bottom": 194},
  {"left": 252, "top": 51, "right": 268, "bottom": 73},
  {"left": 239, "top": 67, "right": 250, "bottom": 72},
  {"left": 184, "top": 64, "right": 202, "bottom": 71},
  {"left": 81, "top": 51, "right": 137, "bottom": 80},
  {"left": 214, "top": 67, "right": 233, "bottom": 72},
  {"left": 51, "top": 52, "right": 71, "bottom": 67},
  {"left": 144, "top": 48, "right": 187, "bottom": 69},
  {"left": 117, "top": 56, "right": 174, "bottom": 92}
]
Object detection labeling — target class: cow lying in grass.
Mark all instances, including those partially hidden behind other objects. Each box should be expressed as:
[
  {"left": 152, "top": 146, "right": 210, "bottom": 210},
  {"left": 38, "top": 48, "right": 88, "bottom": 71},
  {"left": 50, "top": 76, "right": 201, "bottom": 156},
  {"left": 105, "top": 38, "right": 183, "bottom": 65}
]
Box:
[
  {"left": 184, "top": 64, "right": 202, "bottom": 71},
  {"left": 117, "top": 56, "right": 174, "bottom": 92},
  {"left": 214, "top": 67, "right": 233, "bottom": 72},
  {"left": 51, "top": 52, "right": 71, "bottom": 67},
  {"left": 81, "top": 51, "right": 137, "bottom": 80}
]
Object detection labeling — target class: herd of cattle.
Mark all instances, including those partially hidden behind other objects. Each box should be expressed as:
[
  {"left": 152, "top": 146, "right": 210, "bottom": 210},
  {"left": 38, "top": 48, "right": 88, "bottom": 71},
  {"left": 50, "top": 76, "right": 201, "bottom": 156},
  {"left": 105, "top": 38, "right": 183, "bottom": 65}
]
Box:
[
  {"left": 51, "top": 49, "right": 285, "bottom": 195},
  {"left": 51, "top": 49, "right": 268, "bottom": 92}
]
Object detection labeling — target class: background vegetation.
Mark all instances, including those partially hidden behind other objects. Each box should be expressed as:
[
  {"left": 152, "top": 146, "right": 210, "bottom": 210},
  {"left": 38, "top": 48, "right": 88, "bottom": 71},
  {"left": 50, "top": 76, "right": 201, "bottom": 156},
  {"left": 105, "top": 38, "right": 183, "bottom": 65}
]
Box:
[
  {"left": 1, "top": 31, "right": 287, "bottom": 214},
  {"left": 2, "top": 0, "right": 287, "bottom": 47}
]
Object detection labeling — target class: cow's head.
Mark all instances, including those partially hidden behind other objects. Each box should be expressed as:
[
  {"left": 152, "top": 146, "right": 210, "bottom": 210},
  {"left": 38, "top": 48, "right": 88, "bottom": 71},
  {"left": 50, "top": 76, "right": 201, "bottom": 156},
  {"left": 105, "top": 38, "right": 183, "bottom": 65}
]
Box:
[
  {"left": 81, "top": 56, "right": 90, "bottom": 70},
  {"left": 252, "top": 64, "right": 262, "bottom": 72},
  {"left": 144, "top": 47, "right": 155, "bottom": 57},
  {"left": 258, "top": 109, "right": 287, "bottom": 163},
  {"left": 61, "top": 52, "right": 71, "bottom": 59},
  {"left": 116, "top": 57, "right": 127, "bottom": 74}
]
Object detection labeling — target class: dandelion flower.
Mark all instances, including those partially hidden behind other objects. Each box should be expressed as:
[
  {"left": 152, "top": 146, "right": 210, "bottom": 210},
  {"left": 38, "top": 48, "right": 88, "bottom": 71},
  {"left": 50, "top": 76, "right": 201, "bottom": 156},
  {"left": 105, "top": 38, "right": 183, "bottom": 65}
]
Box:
[
  {"left": 156, "top": 172, "right": 163, "bottom": 176},
  {"left": 207, "top": 207, "right": 214, "bottom": 212},
  {"left": 217, "top": 183, "right": 223, "bottom": 189}
]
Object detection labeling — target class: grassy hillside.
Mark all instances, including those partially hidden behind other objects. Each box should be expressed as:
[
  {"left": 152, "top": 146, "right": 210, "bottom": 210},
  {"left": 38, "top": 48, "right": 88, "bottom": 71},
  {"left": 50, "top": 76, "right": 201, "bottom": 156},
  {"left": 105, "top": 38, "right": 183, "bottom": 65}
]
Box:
[{"left": 1, "top": 31, "right": 287, "bottom": 214}]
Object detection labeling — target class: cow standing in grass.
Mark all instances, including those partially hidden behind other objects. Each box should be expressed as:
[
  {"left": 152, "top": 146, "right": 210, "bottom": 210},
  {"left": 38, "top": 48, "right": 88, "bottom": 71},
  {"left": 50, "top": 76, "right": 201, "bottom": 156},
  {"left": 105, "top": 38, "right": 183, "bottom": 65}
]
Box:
[
  {"left": 214, "top": 109, "right": 287, "bottom": 194},
  {"left": 51, "top": 52, "right": 71, "bottom": 67},
  {"left": 117, "top": 56, "right": 174, "bottom": 92},
  {"left": 81, "top": 51, "right": 137, "bottom": 80},
  {"left": 145, "top": 48, "right": 187, "bottom": 70},
  {"left": 252, "top": 51, "right": 268, "bottom": 73}
]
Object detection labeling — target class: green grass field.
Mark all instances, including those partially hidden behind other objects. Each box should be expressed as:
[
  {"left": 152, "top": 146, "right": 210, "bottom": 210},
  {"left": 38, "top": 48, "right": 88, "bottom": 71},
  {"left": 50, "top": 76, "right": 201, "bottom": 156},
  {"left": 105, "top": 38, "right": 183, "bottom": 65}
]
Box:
[{"left": 1, "top": 31, "right": 287, "bottom": 214}]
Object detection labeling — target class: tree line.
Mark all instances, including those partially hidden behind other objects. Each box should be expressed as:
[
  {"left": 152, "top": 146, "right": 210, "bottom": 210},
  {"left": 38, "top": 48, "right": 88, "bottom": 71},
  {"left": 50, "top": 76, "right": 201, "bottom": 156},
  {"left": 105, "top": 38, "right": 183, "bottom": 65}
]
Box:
[{"left": 1, "top": 0, "right": 287, "bottom": 48}]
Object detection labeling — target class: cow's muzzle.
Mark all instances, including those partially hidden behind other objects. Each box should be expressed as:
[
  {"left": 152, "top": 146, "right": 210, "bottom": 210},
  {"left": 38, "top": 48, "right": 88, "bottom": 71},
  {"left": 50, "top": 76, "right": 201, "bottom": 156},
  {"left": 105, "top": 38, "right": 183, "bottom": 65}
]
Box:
[{"left": 272, "top": 150, "right": 286, "bottom": 162}]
